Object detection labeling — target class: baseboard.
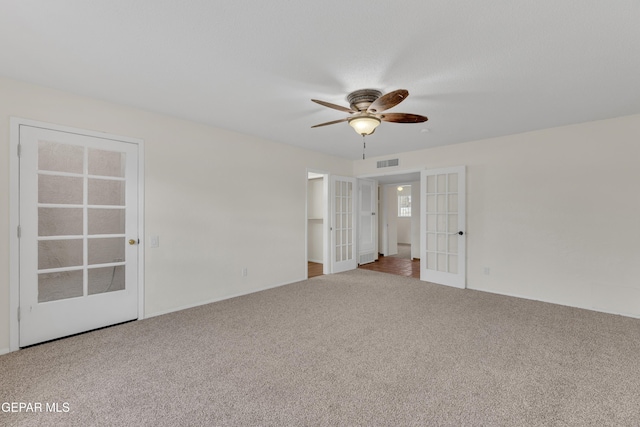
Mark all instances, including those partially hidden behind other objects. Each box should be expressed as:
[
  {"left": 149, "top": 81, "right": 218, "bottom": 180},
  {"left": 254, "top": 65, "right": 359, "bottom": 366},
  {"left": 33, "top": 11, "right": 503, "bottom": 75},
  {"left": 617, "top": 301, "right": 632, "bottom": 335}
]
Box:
[
  {"left": 146, "top": 277, "right": 307, "bottom": 319},
  {"left": 468, "top": 286, "right": 640, "bottom": 319},
  {"left": 1, "top": 279, "right": 307, "bottom": 355}
]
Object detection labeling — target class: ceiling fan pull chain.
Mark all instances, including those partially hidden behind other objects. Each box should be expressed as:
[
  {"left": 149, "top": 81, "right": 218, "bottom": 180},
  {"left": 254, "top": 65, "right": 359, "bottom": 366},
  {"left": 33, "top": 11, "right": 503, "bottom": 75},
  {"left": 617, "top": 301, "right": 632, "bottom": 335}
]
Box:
[{"left": 362, "top": 135, "right": 366, "bottom": 160}]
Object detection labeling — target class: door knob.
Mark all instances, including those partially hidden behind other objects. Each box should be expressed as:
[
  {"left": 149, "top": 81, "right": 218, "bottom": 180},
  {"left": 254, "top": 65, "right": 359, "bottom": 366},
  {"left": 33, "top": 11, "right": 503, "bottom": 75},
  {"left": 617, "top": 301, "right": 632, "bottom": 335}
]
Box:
[{"left": 129, "top": 239, "right": 137, "bottom": 245}]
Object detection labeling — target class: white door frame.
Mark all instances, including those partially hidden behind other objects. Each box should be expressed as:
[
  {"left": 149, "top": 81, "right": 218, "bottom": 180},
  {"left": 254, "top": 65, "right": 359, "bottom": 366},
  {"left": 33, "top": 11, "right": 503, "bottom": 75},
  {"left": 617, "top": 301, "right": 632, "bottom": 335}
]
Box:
[
  {"left": 378, "top": 183, "right": 388, "bottom": 257},
  {"left": 8, "top": 118, "right": 145, "bottom": 352},
  {"left": 305, "top": 169, "right": 330, "bottom": 276},
  {"left": 357, "top": 178, "right": 378, "bottom": 265},
  {"left": 382, "top": 184, "right": 399, "bottom": 257}
]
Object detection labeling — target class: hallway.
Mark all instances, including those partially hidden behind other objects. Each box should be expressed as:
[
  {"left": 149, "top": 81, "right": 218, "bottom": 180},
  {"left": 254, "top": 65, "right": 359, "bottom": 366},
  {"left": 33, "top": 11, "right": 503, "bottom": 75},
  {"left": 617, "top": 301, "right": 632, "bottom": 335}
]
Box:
[{"left": 308, "top": 245, "right": 419, "bottom": 279}]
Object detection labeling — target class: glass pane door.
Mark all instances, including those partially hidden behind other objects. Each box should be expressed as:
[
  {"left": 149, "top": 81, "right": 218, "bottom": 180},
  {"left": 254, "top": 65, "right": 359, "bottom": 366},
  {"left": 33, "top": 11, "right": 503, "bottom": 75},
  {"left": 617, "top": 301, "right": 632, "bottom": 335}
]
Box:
[
  {"left": 421, "top": 166, "right": 466, "bottom": 288},
  {"left": 331, "top": 176, "right": 357, "bottom": 273},
  {"left": 19, "top": 124, "right": 139, "bottom": 347},
  {"left": 37, "top": 142, "right": 128, "bottom": 302}
]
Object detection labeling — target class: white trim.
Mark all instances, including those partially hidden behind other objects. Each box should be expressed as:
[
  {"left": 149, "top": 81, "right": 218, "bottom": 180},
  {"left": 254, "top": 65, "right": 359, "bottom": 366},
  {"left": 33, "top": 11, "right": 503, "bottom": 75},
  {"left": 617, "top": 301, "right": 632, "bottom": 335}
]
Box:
[
  {"left": 467, "top": 286, "right": 640, "bottom": 320},
  {"left": 37, "top": 170, "right": 126, "bottom": 180},
  {"left": 146, "top": 277, "right": 306, "bottom": 319},
  {"left": 8, "top": 117, "right": 145, "bottom": 352},
  {"left": 11, "top": 118, "right": 142, "bottom": 143},
  {"left": 381, "top": 184, "right": 399, "bottom": 256},
  {"left": 323, "top": 175, "right": 330, "bottom": 275},
  {"left": 304, "top": 170, "right": 310, "bottom": 279},
  {"left": 357, "top": 178, "right": 378, "bottom": 265},
  {"left": 37, "top": 234, "right": 127, "bottom": 241},
  {"left": 306, "top": 169, "right": 330, "bottom": 277},
  {"left": 9, "top": 120, "right": 20, "bottom": 352},
  {"left": 379, "top": 183, "right": 388, "bottom": 256},
  {"left": 356, "top": 167, "right": 425, "bottom": 181},
  {"left": 0, "top": 348, "right": 11, "bottom": 356},
  {"left": 137, "top": 138, "right": 145, "bottom": 319}
]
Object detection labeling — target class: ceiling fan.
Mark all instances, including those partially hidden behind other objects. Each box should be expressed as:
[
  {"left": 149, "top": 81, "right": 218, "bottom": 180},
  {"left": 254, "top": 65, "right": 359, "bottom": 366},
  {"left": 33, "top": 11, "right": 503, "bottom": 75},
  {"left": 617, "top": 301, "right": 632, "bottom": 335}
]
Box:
[{"left": 311, "top": 88, "right": 428, "bottom": 136}]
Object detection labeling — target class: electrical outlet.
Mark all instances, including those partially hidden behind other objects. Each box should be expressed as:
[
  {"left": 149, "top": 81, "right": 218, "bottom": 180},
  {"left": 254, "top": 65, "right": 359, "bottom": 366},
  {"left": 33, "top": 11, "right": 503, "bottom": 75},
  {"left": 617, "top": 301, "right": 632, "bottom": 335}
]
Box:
[
  {"left": 484, "top": 267, "right": 490, "bottom": 275},
  {"left": 242, "top": 267, "right": 248, "bottom": 277}
]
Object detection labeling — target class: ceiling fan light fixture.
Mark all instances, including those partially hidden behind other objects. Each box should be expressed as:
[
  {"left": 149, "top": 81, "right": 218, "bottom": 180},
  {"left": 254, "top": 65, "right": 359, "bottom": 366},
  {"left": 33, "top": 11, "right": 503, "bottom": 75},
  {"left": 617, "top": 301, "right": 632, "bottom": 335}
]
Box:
[{"left": 348, "top": 116, "right": 381, "bottom": 136}]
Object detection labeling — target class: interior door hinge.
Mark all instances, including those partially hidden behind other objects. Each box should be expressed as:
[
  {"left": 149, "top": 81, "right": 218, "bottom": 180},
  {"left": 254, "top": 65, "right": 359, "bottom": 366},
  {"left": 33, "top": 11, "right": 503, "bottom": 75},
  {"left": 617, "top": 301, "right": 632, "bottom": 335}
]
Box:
[
  {"left": 17, "top": 225, "right": 21, "bottom": 238},
  {"left": 17, "top": 144, "right": 21, "bottom": 157},
  {"left": 17, "top": 307, "right": 20, "bottom": 322}
]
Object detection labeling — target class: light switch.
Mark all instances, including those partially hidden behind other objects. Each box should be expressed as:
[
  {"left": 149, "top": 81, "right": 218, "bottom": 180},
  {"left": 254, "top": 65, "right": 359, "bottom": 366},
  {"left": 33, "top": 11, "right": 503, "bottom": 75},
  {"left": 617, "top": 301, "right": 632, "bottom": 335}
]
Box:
[{"left": 150, "top": 235, "right": 159, "bottom": 248}]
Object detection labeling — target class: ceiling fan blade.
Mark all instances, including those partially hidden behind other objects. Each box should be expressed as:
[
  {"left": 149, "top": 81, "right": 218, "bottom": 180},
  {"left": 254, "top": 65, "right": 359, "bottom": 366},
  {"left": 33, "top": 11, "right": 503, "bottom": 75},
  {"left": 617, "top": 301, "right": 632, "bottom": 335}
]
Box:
[
  {"left": 380, "top": 113, "right": 429, "bottom": 123},
  {"left": 311, "top": 118, "right": 349, "bottom": 128},
  {"left": 367, "top": 89, "right": 409, "bottom": 113},
  {"left": 311, "top": 99, "right": 355, "bottom": 113}
]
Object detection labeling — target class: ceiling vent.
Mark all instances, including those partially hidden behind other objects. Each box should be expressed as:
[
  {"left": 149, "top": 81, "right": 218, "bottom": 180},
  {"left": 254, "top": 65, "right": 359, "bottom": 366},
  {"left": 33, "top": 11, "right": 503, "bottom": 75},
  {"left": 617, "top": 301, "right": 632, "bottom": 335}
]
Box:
[{"left": 376, "top": 159, "right": 399, "bottom": 168}]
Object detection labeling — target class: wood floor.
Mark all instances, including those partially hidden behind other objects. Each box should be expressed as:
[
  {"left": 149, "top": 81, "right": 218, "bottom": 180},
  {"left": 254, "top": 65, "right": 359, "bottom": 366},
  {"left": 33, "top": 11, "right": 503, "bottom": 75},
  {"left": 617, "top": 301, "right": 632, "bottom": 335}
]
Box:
[
  {"left": 308, "top": 262, "right": 324, "bottom": 278},
  {"left": 308, "top": 256, "right": 420, "bottom": 279},
  {"left": 358, "top": 255, "right": 420, "bottom": 279}
]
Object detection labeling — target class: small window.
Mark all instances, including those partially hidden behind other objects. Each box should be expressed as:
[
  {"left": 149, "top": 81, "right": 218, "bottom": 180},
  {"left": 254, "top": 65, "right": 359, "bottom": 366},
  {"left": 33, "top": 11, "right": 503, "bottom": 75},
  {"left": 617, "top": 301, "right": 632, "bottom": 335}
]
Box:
[{"left": 398, "top": 186, "right": 411, "bottom": 217}]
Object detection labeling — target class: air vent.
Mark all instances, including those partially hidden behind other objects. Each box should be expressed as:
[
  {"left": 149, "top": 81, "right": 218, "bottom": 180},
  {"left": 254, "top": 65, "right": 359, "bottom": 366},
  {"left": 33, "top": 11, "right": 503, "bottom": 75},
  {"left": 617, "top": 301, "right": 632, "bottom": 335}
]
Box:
[{"left": 377, "top": 159, "right": 399, "bottom": 168}]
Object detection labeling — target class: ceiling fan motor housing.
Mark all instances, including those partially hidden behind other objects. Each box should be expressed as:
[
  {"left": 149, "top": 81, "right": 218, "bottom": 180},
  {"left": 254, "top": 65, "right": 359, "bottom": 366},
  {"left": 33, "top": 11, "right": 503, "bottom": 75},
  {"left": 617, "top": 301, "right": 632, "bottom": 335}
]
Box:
[{"left": 347, "top": 89, "right": 382, "bottom": 112}]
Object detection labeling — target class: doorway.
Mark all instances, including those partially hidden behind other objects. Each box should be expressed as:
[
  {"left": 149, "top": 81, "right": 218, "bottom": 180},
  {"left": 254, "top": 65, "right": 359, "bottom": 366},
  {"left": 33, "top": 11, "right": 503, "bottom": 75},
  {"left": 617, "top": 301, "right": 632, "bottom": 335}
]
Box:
[
  {"left": 10, "top": 119, "right": 144, "bottom": 349},
  {"left": 357, "top": 167, "right": 467, "bottom": 287},
  {"left": 393, "top": 184, "right": 412, "bottom": 259},
  {"left": 357, "top": 171, "right": 421, "bottom": 279},
  {"left": 307, "top": 171, "right": 328, "bottom": 278},
  {"left": 306, "top": 172, "right": 358, "bottom": 278}
]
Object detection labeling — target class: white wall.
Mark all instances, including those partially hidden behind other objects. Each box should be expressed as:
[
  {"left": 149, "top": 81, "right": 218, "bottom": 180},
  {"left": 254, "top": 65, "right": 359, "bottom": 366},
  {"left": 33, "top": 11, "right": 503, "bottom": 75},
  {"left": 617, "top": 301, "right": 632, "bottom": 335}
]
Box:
[
  {"left": 0, "top": 77, "right": 353, "bottom": 352},
  {"left": 354, "top": 114, "right": 640, "bottom": 318},
  {"left": 3, "top": 77, "right": 639, "bottom": 354},
  {"left": 397, "top": 218, "right": 411, "bottom": 244},
  {"left": 383, "top": 185, "right": 398, "bottom": 256}
]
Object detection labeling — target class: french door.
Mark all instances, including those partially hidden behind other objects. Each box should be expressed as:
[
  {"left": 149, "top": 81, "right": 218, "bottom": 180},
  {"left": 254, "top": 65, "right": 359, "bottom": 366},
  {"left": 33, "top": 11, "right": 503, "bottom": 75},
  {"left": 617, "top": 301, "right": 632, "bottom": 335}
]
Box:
[
  {"left": 420, "top": 166, "right": 466, "bottom": 288},
  {"left": 330, "top": 175, "right": 357, "bottom": 273},
  {"left": 18, "top": 124, "right": 140, "bottom": 347}
]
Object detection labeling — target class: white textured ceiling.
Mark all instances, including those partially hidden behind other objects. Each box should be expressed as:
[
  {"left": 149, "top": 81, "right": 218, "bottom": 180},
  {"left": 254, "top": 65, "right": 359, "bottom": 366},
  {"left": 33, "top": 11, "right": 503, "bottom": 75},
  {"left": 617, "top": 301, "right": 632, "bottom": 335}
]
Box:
[{"left": 1, "top": 1, "right": 639, "bottom": 160}]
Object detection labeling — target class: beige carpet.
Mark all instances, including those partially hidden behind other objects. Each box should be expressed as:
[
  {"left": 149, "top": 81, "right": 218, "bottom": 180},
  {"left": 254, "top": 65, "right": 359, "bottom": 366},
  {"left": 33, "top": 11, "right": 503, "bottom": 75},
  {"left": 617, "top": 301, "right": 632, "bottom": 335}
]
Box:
[{"left": 2, "top": 269, "right": 640, "bottom": 426}]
